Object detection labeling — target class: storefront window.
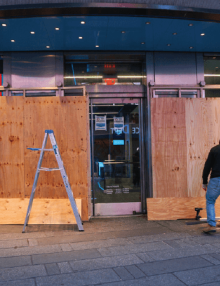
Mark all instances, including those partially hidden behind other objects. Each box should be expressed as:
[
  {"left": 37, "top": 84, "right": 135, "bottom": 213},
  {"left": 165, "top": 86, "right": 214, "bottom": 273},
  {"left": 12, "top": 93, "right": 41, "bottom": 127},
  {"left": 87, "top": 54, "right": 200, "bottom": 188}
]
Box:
[
  {"left": 204, "top": 56, "right": 220, "bottom": 85},
  {"left": 64, "top": 53, "right": 146, "bottom": 87}
]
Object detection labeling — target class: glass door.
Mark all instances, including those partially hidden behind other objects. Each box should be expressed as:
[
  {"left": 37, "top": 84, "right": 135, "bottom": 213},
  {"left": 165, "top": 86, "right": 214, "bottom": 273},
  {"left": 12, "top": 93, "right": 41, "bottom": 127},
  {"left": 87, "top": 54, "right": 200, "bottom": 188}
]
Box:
[{"left": 91, "top": 98, "right": 142, "bottom": 216}]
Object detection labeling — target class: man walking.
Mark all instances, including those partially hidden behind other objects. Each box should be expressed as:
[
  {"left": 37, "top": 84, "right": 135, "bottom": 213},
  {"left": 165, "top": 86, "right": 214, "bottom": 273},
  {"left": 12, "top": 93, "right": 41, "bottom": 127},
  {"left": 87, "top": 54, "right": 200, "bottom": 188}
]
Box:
[{"left": 202, "top": 142, "right": 220, "bottom": 233}]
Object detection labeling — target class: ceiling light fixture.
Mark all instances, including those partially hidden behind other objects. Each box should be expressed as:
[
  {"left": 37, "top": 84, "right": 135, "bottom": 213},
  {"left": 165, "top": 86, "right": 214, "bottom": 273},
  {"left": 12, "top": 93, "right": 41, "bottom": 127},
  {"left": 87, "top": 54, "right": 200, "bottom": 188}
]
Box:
[
  {"left": 213, "top": 57, "right": 217, "bottom": 59},
  {"left": 141, "top": 42, "right": 145, "bottom": 45},
  {"left": 46, "top": 46, "right": 50, "bottom": 48},
  {"left": 173, "top": 32, "right": 177, "bottom": 35},
  {"left": 121, "top": 31, "right": 125, "bottom": 34},
  {"left": 201, "top": 33, "right": 205, "bottom": 36},
  {"left": 216, "top": 67, "right": 219, "bottom": 69},
  {"left": 2, "top": 24, "right": 6, "bottom": 27},
  {"left": 81, "top": 21, "right": 86, "bottom": 25},
  {"left": 55, "top": 27, "right": 60, "bottom": 30},
  {"left": 189, "top": 46, "right": 193, "bottom": 49},
  {"left": 30, "top": 31, "right": 35, "bottom": 34},
  {"left": 188, "top": 23, "right": 193, "bottom": 27},
  {"left": 95, "top": 45, "right": 99, "bottom": 48},
  {"left": 79, "top": 36, "right": 83, "bottom": 39},
  {"left": 11, "top": 40, "right": 15, "bottom": 42},
  {"left": 167, "top": 44, "right": 171, "bottom": 46},
  {"left": 146, "top": 22, "right": 150, "bottom": 25}
]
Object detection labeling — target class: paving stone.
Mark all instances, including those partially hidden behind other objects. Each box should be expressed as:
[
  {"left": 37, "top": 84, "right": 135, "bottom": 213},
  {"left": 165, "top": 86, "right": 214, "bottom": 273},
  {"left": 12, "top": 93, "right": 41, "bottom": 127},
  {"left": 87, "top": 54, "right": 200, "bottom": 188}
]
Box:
[
  {"left": 0, "top": 239, "right": 28, "bottom": 249},
  {"left": 174, "top": 265, "right": 220, "bottom": 285},
  {"left": 70, "top": 254, "right": 143, "bottom": 271},
  {"left": 0, "top": 244, "right": 62, "bottom": 258},
  {"left": 58, "top": 262, "right": 72, "bottom": 273},
  {"left": 113, "top": 267, "right": 133, "bottom": 280},
  {"left": 135, "top": 252, "right": 155, "bottom": 263},
  {"left": 202, "top": 283, "right": 220, "bottom": 286},
  {"left": 45, "top": 263, "right": 60, "bottom": 275},
  {"left": 164, "top": 238, "right": 198, "bottom": 248},
  {"left": 128, "top": 232, "right": 192, "bottom": 244},
  {"left": 201, "top": 254, "right": 220, "bottom": 265},
  {"left": 97, "top": 241, "right": 172, "bottom": 257},
  {"left": 138, "top": 256, "right": 212, "bottom": 276},
  {"left": 0, "top": 255, "right": 32, "bottom": 268},
  {"left": 0, "top": 279, "right": 35, "bottom": 286},
  {"left": 60, "top": 244, "right": 72, "bottom": 251},
  {"left": 36, "top": 269, "right": 120, "bottom": 286},
  {"left": 33, "top": 248, "right": 101, "bottom": 264},
  {"left": 189, "top": 234, "right": 220, "bottom": 245},
  {"left": 97, "top": 273, "right": 185, "bottom": 286},
  {"left": 147, "top": 244, "right": 216, "bottom": 261},
  {"left": 70, "top": 238, "right": 132, "bottom": 251},
  {"left": 28, "top": 239, "right": 38, "bottom": 247},
  {"left": 0, "top": 265, "right": 46, "bottom": 281},
  {"left": 125, "top": 265, "right": 145, "bottom": 278}
]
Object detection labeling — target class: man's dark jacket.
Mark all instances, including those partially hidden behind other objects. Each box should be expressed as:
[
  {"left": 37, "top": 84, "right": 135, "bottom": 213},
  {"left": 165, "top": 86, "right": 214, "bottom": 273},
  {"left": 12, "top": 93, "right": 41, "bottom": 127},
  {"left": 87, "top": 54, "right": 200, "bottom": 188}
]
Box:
[{"left": 203, "top": 144, "right": 220, "bottom": 184}]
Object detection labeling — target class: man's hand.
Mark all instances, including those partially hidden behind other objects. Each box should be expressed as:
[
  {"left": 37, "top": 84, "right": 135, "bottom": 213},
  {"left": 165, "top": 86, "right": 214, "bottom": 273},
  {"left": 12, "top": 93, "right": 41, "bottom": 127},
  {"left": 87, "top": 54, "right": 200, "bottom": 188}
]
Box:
[{"left": 202, "top": 184, "right": 207, "bottom": 191}]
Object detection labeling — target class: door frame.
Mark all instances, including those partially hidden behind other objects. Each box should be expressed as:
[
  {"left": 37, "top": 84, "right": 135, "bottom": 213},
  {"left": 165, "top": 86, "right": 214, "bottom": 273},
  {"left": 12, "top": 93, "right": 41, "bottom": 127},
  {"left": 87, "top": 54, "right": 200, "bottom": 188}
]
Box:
[{"left": 90, "top": 96, "right": 146, "bottom": 216}]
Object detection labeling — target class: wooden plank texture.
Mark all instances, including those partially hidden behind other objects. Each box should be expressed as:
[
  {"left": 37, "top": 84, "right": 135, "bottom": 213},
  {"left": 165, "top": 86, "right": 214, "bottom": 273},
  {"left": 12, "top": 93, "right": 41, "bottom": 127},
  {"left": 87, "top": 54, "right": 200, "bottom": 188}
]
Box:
[
  {"left": 0, "top": 198, "right": 81, "bottom": 224},
  {"left": 151, "top": 98, "right": 188, "bottom": 198},
  {"left": 24, "top": 97, "right": 90, "bottom": 221},
  {"left": 147, "top": 197, "right": 210, "bottom": 220},
  {"left": 0, "top": 97, "right": 24, "bottom": 198}
]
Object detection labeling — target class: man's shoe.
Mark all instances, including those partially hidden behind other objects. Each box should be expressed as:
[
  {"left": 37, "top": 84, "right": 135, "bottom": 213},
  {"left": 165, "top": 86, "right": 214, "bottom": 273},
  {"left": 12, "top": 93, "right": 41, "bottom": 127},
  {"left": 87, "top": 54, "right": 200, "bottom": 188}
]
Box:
[
  {"left": 203, "top": 224, "right": 216, "bottom": 233},
  {"left": 216, "top": 221, "right": 220, "bottom": 227}
]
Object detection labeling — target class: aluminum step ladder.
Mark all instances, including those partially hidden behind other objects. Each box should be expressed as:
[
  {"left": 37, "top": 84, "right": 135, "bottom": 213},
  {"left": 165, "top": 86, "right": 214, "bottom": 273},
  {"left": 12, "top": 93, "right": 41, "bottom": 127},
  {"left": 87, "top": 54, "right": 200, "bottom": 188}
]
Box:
[{"left": 22, "top": 130, "right": 84, "bottom": 232}]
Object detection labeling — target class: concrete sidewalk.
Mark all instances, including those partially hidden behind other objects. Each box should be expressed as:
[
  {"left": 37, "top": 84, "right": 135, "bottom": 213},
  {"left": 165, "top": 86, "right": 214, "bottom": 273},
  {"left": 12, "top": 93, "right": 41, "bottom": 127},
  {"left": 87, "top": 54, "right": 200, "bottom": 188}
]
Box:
[{"left": 0, "top": 216, "right": 219, "bottom": 285}]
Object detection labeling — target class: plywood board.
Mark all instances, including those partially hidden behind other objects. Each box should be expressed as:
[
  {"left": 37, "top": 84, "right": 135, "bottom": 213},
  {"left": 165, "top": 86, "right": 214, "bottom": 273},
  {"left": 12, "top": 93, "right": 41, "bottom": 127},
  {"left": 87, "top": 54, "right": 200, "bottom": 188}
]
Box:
[
  {"left": 0, "top": 97, "right": 24, "bottom": 198},
  {"left": 0, "top": 198, "right": 81, "bottom": 224},
  {"left": 147, "top": 197, "right": 209, "bottom": 220},
  {"left": 24, "top": 97, "right": 90, "bottom": 221},
  {"left": 151, "top": 98, "right": 188, "bottom": 198}
]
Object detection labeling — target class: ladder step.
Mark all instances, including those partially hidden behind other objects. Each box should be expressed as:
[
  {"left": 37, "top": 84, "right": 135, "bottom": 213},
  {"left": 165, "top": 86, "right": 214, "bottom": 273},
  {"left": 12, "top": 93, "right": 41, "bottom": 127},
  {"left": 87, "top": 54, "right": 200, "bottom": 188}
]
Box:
[
  {"left": 39, "top": 167, "right": 62, "bottom": 171},
  {"left": 27, "top": 148, "right": 54, "bottom": 151}
]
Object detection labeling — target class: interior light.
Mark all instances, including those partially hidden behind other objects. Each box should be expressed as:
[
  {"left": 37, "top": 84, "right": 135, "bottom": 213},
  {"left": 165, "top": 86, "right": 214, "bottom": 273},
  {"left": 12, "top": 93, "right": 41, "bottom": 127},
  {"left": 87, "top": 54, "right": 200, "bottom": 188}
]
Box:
[
  {"left": 204, "top": 74, "right": 220, "bottom": 77},
  {"left": 30, "top": 31, "right": 35, "bottom": 34},
  {"left": 55, "top": 27, "right": 60, "bottom": 30},
  {"left": 121, "top": 31, "right": 125, "bottom": 34},
  {"left": 213, "top": 57, "right": 217, "bottom": 59},
  {"left": 201, "top": 33, "right": 205, "bottom": 36},
  {"left": 95, "top": 45, "right": 99, "bottom": 48},
  {"left": 146, "top": 22, "right": 150, "bottom": 25},
  {"left": 11, "top": 40, "right": 15, "bottom": 42},
  {"left": 173, "top": 32, "right": 177, "bottom": 35},
  {"left": 81, "top": 21, "right": 86, "bottom": 25},
  {"left": 79, "top": 36, "right": 83, "bottom": 39},
  {"left": 2, "top": 24, "right": 6, "bottom": 27},
  {"left": 216, "top": 67, "right": 219, "bottom": 69},
  {"left": 188, "top": 23, "right": 193, "bottom": 26},
  {"left": 46, "top": 46, "right": 50, "bottom": 48},
  {"left": 117, "top": 75, "right": 146, "bottom": 78},
  {"left": 141, "top": 42, "right": 145, "bottom": 45},
  {"left": 167, "top": 44, "right": 171, "bottom": 46},
  {"left": 189, "top": 46, "right": 193, "bottom": 49},
  {"left": 64, "top": 76, "right": 103, "bottom": 79}
]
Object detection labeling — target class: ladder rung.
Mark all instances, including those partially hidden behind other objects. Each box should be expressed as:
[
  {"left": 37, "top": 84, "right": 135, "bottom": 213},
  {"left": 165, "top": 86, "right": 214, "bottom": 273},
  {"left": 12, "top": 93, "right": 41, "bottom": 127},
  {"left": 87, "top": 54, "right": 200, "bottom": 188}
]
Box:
[
  {"left": 27, "top": 148, "right": 54, "bottom": 151},
  {"left": 39, "top": 167, "right": 62, "bottom": 171}
]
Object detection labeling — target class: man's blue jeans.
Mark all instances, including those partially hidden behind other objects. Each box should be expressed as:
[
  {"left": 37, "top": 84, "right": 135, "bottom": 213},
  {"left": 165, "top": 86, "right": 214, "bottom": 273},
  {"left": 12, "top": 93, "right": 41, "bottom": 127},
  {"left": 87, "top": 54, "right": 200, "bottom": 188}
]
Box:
[{"left": 206, "top": 177, "right": 220, "bottom": 227}]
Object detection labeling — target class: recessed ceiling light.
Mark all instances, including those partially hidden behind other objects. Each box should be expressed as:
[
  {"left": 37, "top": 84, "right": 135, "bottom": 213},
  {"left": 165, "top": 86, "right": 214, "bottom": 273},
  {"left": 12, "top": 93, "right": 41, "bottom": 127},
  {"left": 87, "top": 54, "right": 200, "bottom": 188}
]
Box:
[
  {"left": 173, "top": 32, "right": 177, "bottom": 35},
  {"left": 95, "top": 45, "right": 99, "bottom": 48},
  {"left": 188, "top": 23, "right": 193, "bottom": 27},
  {"left": 121, "top": 31, "right": 125, "bottom": 34},
  {"left": 167, "top": 44, "right": 171, "bottom": 46},
  {"left": 2, "top": 24, "right": 6, "bottom": 27},
  {"left": 11, "top": 40, "right": 15, "bottom": 42},
  {"left": 201, "top": 33, "right": 205, "bottom": 36},
  {"left": 141, "top": 42, "right": 145, "bottom": 45},
  {"left": 79, "top": 36, "right": 83, "bottom": 39},
  {"left": 81, "top": 21, "right": 86, "bottom": 25},
  {"left": 55, "top": 27, "right": 60, "bottom": 30},
  {"left": 146, "top": 22, "right": 150, "bottom": 25},
  {"left": 30, "top": 31, "right": 35, "bottom": 34},
  {"left": 213, "top": 57, "right": 217, "bottom": 59},
  {"left": 46, "top": 46, "right": 50, "bottom": 48},
  {"left": 189, "top": 46, "right": 193, "bottom": 49}
]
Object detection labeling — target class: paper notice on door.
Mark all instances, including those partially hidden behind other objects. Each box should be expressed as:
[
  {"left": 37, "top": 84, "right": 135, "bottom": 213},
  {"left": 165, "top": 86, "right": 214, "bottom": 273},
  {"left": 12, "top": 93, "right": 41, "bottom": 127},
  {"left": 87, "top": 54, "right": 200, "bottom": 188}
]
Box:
[
  {"left": 95, "top": 115, "right": 107, "bottom": 131},
  {"left": 114, "top": 117, "right": 124, "bottom": 129}
]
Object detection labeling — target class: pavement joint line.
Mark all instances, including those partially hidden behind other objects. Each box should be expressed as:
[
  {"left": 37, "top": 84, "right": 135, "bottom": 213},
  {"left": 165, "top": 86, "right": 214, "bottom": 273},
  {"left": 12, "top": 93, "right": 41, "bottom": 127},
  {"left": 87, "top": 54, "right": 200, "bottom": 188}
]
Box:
[{"left": 172, "top": 272, "right": 188, "bottom": 286}]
